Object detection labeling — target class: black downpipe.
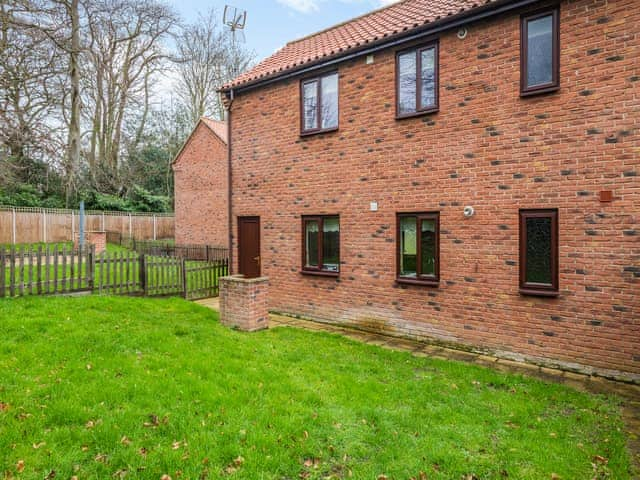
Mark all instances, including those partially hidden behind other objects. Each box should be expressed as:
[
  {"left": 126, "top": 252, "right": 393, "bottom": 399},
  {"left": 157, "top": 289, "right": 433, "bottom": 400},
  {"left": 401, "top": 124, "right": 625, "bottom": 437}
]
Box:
[{"left": 227, "top": 89, "right": 234, "bottom": 274}]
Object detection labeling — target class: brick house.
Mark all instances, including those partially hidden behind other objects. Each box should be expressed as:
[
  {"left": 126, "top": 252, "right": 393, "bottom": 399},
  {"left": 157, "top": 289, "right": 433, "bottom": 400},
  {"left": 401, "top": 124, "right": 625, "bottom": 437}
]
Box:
[
  {"left": 172, "top": 117, "right": 229, "bottom": 247},
  {"left": 221, "top": 0, "right": 639, "bottom": 380}
]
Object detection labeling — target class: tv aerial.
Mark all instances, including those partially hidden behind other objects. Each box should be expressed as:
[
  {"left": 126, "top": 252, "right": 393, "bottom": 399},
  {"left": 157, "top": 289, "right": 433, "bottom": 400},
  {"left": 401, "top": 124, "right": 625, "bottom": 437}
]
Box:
[{"left": 223, "top": 5, "right": 247, "bottom": 44}]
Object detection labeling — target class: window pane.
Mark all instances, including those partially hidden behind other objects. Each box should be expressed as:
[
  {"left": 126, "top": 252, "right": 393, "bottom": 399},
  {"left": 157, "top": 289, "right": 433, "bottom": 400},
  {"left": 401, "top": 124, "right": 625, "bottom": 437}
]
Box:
[
  {"left": 420, "top": 47, "right": 436, "bottom": 108},
  {"left": 526, "top": 15, "right": 553, "bottom": 87},
  {"left": 398, "top": 52, "right": 417, "bottom": 114},
  {"left": 420, "top": 219, "right": 436, "bottom": 276},
  {"left": 303, "top": 81, "right": 318, "bottom": 130},
  {"left": 525, "top": 216, "right": 552, "bottom": 284},
  {"left": 305, "top": 220, "right": 319, "bottom": 267},
  {"left": 321, "top": 73, "right": 338, "bottom": 129},
  {"left": 322, "top": 217, "right": 340, "bottom": 272},
  {"left": 399, "top": 216, "right": 417, "bottom": 277}
]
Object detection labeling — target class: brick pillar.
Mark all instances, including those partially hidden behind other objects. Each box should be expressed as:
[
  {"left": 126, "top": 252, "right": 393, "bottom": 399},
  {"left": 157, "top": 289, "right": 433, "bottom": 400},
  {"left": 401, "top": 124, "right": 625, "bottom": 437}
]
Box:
[
  {"left": 75, "top": 231, "right": 106, "bottom": 254},
  {"left": 219, "top": 275, "right": 269, "bottom": 331}
]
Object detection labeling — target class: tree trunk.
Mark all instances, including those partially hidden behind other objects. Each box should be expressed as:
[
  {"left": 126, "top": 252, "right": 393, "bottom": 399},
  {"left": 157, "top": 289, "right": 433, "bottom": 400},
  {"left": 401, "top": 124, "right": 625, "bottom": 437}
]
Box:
[{"left": 65, "top": 0, "right": 81, "bottom": 207}]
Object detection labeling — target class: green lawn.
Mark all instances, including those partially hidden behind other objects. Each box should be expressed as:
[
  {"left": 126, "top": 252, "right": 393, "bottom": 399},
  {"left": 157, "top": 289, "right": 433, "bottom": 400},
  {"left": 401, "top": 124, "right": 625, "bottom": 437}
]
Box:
[{"left": 0, "top": 296, "right": 632, "bottom": 479}]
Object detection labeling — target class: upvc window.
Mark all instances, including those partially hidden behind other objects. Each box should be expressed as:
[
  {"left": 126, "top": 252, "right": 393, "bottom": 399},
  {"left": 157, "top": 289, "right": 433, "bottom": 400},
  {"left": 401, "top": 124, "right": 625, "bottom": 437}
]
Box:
[
  {"left": 301, "top": 72, "right": 339, "bottom": 134},
  {"left": 302, "top": 215, "right": 340, "bottom": 275},
  {"left": 519, "top": 209, "right": 559, "bottom": 296},
  {"left": 521, "top": 9, "right": 560, "bottom": 95},
  {"left": 396, "top": 42, "right": 439, "bottom": 117},
  {"left": 397, "top": 212, "right": 440, "bottom": 285}
]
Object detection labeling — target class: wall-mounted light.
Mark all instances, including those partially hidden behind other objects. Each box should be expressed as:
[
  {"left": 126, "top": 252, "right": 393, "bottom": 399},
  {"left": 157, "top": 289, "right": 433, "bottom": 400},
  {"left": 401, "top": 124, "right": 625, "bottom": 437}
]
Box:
[
  {"left": 463, "top": 206, "right": 475, "bottom": 217},
  {"left": 457, "top": 27, "right": 468, "bottom": 40},
  {"left": 370, "top": 201, "right": 378, "bottom": 212}
]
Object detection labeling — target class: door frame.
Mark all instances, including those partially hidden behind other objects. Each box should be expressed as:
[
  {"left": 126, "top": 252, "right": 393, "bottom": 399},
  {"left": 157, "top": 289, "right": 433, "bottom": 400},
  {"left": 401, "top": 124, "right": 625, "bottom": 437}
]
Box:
[{"left": 237, "top": 216, "right": 261, "bottom": 278}]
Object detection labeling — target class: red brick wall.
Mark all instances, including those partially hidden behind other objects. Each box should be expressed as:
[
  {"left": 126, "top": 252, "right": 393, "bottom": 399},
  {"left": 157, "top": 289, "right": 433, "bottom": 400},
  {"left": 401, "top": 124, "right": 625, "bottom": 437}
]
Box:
[
  {"left": 229, "top": 0, "right": 639, "bottom": 379},
  {"left": 173, "top": 122, "right": 228, "bottom": 247},
  {"left": 220, "top": 275, "right": 269, "bottom": 331}
]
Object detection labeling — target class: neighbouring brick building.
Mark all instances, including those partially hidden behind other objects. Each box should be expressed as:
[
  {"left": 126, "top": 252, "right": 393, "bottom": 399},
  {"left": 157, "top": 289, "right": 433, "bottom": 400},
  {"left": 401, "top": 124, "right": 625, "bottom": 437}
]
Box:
[
  {"left": 172, "top": 117, "right": 229, "bottom": 247},
  {"left": 221, "top": 0, "right": 639, "bottom": 381}
]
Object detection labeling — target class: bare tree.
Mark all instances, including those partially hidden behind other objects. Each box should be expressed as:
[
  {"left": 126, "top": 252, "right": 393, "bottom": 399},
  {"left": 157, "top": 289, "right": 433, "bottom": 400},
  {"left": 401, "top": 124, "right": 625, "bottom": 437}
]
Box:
[
  {"left": 174, "top": 9, "right": 255, "bottom": 125},
  {"left": 0, "top": 1, "right": 66, "bottom": 164},
  {"left": 82, "top": 0, "right": 178, "bottom": 176}
]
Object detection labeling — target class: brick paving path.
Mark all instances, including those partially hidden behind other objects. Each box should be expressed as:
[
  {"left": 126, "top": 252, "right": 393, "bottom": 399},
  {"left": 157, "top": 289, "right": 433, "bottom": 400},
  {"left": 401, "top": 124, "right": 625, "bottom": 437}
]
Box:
[{"left": 196, "top": 297, "right": 640, "bottom": 473}]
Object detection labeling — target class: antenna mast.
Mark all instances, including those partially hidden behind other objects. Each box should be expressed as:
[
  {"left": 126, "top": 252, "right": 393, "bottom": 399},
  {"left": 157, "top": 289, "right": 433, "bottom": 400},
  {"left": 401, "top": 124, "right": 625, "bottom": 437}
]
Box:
[{"left": 223, "top": 5, "right": 247, "bottom": 45}]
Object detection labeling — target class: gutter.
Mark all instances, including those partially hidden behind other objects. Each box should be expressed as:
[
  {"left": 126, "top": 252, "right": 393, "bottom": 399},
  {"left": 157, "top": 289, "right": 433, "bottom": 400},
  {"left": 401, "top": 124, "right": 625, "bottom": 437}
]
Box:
[
  {"left": 227, "top": 89, "right": 234, "bottom": 274},
  {"left": 222, "top": 0, "right": 539, "bottom": 95}
]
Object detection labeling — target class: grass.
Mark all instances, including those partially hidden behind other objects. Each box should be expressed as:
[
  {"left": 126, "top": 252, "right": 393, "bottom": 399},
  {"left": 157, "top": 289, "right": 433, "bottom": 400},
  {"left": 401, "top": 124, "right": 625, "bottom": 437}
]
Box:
[{"left": 0, "top": 296, "right": 632, "bottom": 479}]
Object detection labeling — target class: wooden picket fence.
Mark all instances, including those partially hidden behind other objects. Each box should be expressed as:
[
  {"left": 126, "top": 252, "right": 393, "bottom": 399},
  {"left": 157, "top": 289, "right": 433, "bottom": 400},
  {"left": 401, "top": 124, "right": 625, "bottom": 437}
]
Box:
[
  {"left": 0, "top": 245, "right": 94, "bottom": 297},
  {"left": 0, "top": 246, "right": 228, "bottom": 300}
]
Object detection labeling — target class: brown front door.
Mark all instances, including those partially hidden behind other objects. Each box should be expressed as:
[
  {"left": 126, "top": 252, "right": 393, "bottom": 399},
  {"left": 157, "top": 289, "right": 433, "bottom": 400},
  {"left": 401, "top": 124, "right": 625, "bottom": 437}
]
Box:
[{"left": 238, "top": 216, "right": 261, "bottom": 278}]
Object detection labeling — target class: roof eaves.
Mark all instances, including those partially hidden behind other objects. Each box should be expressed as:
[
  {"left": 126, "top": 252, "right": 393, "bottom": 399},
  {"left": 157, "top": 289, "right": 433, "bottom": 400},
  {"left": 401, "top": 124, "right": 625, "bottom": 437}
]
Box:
[{"left": 221, "top": 0, "right": 529, "bottom": 94}]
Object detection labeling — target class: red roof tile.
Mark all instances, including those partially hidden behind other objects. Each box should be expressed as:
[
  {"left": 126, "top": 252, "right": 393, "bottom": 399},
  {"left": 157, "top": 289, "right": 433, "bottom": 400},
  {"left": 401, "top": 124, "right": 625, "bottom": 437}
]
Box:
[
  {"left": 171, "top": 117, "right": 227, "bottom": 166},
  {"left": 225, "top": 0, "right": 499, "bottom": 89},
  {"left": 200, "top": 117, "right": 228, "bottom": 143}
]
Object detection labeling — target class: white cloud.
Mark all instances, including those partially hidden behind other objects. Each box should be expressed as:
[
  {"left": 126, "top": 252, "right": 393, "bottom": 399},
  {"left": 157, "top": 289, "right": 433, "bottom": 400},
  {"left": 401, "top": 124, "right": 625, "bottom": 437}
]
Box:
[
  {"left": 276, "top": 0, "right": 320, "bottom": 13},
  {"left": 378, "top": 0, "right": 401, "bottom": 5}
]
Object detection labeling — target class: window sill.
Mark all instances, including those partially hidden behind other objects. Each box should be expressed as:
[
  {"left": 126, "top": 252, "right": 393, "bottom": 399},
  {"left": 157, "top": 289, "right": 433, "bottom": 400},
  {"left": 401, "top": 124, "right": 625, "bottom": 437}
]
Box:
[
  {"left": 395, "top": 277, "right": 439, "bottom": 287},
  {"left": 300, "top": 270, "right": 339, "bottom": 278},
  {"left": 396, "top": 108, "right": 439, "bottom": 121},
  {"left": 519, "top": 288, "right": 559, "bottom": 297},
  {"left": 300, "top": 127, "right": 338, "bottom": 138},
  {"left": 520, "top": 84, "right": 559, "bottom": 97}
]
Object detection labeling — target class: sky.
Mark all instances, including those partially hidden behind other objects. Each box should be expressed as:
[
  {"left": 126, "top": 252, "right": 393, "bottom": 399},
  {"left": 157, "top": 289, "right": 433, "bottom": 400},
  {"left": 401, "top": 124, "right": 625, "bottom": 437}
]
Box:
[{"left": 167, "top": 0, "right": 401, "bottom": 63}]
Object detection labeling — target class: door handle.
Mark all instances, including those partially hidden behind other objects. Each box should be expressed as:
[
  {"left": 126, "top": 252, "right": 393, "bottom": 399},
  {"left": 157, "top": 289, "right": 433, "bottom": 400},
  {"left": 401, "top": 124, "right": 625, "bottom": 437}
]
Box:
[{"left": 253, "top": 255, "right": 261, "bottom": 266}]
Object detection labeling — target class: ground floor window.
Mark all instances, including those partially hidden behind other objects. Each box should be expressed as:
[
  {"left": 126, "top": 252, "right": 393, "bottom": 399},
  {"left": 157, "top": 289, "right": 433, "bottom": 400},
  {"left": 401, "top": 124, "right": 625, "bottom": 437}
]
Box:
[
  {"left": 397, "top": 212, "right": 439, "bottom": 285},
  {"left": 519, "top": 209, "right": 558, "bottom": 296},
  {"left": 302, "top": 215, "right": 340, "bottom": 274}
]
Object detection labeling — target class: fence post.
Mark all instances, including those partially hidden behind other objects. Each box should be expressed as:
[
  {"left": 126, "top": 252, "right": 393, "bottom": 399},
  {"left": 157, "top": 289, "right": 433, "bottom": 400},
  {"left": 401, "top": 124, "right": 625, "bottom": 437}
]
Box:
[
  {"left": 153, "top": 214, "right": 157, "bottom": 241},
  {"left": 129, "top": 213, "right": 132, "bottom": 239},
  {"left": 88, "top": 244, "right": 95, "bottom": 290},
  {"left": 11, "top": 207, "right": 16, "bottom": 244},
  {"left": 71, "top": 210, "right": 75, "bottom": 244},
  {"left": 0, "top": 247, "right": 5, "bottom": 298},
  {"left": 139, "top": 254, "right": 147, "bottom": 295},
  {"left": 42, "top": 208, "right": 47, "bottom": 243},
  {"left": 181, "top": 258, "right": 188, "bottom": 299}
]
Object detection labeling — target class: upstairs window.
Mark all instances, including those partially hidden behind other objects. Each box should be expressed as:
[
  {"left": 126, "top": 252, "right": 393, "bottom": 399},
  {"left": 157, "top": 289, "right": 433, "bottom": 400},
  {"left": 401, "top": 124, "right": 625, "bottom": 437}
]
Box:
[
  {"left": 521, "top": 9, "right": 559, "bottom": 95},
  {"left": 519, "top": 209, "right": 559, "bottom": 296},
  {"left": 396, "top": 42, "right": 439, "bottom": 117},
  {"left": 301, "top": 72, "right": 339, "bottom": 134},
  {"left": 302, "top": 215, "right": 340, "bottom": 275},
  {"left": 397, "top": 212, "right": 440, "bottom": 285}
]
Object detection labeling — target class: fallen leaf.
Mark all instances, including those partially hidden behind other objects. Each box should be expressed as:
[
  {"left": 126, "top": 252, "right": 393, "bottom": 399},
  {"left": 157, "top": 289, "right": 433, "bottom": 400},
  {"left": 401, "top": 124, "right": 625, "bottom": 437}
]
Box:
[
  {"left": 94, "top": 453, "right": 108, "bottom": 464},
  {"left": 81, "top": 445, "right": 89, "bottom": 452},
  {"left": 160, "top": 475, "right": 172, "bottom": 480},
  {"left": 32, "top": 442, "right": 46, "bottom": 449},
  {"left": 112, "top": 469, "right": 128, "bottom": 478},
  {"left": 593, "top": 455, "right": 608, "bottom": 464},
  {"left": 171, "top": 441, "right": 182, "bottom": 450},
  {"left": 45, "top": 471, "right": 56, "bottom": 479},
  {"left": 138, "top": 447, "right": 148, "bottom": 457},
  {"left": 233, "top": 456, "right": 244, "bottom": 467},
  {"left": 120, "top": 436, "right": 132, "bottom": 446},
  {"left": 16, "top": 460, "right": 25, "bottom": 473},
  {"left": 86, "top": 364, "right": 92, "bottom": 370},
  {"left": 551, "top": 474, "right": 561, "bottom": 480},
  {"left": 0, "top": 402, "right": 9, "bottom": 411}
]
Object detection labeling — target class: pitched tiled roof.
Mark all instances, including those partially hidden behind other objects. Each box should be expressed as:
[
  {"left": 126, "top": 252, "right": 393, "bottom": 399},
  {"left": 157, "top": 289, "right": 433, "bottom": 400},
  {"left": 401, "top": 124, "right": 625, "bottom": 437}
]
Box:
[
  {"left": 225, "top": 0, "right": 502, "bottom": 89},
  {"left": 200, "top": 117, "right": 228, "bottom": 143},
  {"left": 171, "top": 117, "right": 227, "bottom": 167}
]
